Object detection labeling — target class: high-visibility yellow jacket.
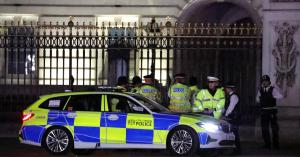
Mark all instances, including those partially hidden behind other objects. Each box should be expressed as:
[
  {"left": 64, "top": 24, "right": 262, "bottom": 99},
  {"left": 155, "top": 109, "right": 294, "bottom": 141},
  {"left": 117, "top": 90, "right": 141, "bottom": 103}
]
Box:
[
  {"left": 193, "top": 88, "right": 225, "bottom": 119},
  {"left": 189, "top": 85, "right": 200, "bottom": 104},
  {"left": 168, "top": 83, "right": 191, "bottom": 112},
  {"left": 130, "top": 86, "right": 141, "bottom": 93},
  {"left": 138, "top": 84, "right": 161, "bottom": 103},
  {"left": 116, "top": 86, "right": 127, "bottom": 92}
]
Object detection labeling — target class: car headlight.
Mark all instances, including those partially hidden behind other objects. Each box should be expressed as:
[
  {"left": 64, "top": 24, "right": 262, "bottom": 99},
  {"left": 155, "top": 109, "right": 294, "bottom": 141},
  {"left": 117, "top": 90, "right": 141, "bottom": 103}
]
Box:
[{"left": 197, "top": 122, "right": 219, "bottom": 133}]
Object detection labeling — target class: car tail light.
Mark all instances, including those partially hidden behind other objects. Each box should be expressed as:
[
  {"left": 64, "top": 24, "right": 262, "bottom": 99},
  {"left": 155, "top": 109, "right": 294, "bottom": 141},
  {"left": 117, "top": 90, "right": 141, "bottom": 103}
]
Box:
[{"left": 22, "top": 113, "right": 34, "bottom": 122}]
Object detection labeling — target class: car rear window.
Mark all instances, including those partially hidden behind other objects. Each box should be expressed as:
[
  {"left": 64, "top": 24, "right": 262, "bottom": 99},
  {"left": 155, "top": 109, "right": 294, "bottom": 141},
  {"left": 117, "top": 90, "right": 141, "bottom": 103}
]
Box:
[
  {"left": 39, "top": 96, "right": 69, "bottom": 110},
  {"left": 65, "top": 94, "right": 101, "bottom": 112}
]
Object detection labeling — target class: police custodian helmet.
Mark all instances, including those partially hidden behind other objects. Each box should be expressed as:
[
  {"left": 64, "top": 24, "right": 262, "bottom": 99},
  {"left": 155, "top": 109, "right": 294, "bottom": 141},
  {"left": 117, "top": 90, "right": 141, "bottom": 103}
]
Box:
[{"left": 261, "top": 75, "right": 270, "bottom": 82}]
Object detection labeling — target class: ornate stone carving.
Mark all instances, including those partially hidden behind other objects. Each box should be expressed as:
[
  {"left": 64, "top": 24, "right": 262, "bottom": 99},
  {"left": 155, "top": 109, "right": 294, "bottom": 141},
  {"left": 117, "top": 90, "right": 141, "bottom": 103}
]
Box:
[{"left": 272, "top": 22, "right": 299, "bottom": 97}]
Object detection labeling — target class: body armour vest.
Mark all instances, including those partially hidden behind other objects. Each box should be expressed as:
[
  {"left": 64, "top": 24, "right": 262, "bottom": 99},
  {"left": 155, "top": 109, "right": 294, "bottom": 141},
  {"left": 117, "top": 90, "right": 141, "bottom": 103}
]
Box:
[
  {"left": 259, "top": 86, "right": 276, "bottom": 108},
  {"left": 225, "top": 92, "right": 239, "bottom": 119}
]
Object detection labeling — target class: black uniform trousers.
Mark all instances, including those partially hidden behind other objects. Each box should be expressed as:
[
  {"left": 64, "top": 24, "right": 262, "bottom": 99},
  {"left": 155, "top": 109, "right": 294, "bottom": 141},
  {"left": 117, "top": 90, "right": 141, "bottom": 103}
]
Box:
[
  {"left": 261, "top": 109, "right": 279, "bottom": 148},
  {"left": 228, "top": 119, "right": 240, "bottom": 151}
]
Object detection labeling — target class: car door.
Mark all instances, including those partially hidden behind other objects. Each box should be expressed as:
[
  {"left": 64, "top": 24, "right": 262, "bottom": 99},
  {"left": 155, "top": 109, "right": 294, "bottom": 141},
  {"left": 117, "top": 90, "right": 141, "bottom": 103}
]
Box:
[
  {"left": 64, "top": 94, "right": 102, "bottom": 147},
  {"left": 103, "top": 94, "right": 154, "bottom": 145}
]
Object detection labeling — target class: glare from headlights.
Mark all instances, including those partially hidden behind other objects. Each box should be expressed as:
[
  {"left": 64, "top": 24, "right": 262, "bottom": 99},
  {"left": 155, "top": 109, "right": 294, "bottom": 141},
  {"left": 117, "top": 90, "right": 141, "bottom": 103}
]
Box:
[{"left": 199, "top": 122, "right": 219, "bottom": 133}]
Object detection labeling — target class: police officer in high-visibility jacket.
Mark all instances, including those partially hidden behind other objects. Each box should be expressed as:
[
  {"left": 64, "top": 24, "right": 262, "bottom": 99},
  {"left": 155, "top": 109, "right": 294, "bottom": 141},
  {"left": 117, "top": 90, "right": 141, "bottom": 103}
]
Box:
[
  {"left": 168, "top": 73, "right": 191, "bottom": 112},
  {"left": 193, "top": 76, "right": 225, "bottom": 119},
  {"left": 138, "top": 74, "right": 161, "bottom": 103}
]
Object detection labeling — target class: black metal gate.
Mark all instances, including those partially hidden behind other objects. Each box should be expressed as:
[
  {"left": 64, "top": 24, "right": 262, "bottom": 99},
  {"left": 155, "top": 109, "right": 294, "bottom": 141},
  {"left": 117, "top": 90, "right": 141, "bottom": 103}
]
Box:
[{"left": 0, "top": 20, "right": 262, "bottom": 124}]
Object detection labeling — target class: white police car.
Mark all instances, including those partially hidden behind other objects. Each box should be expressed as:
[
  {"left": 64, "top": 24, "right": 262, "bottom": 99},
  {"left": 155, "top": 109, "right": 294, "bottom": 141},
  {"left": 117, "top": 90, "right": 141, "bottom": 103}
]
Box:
[{"left": 19, "top": 91, "right": 235, "bottom": 155}]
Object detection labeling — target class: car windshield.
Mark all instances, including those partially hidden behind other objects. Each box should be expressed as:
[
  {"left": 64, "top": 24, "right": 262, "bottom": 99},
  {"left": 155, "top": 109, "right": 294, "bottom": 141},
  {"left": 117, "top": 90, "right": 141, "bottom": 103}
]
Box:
[{"left": 132, "top": 95, "right": 169, "bottom": 113}]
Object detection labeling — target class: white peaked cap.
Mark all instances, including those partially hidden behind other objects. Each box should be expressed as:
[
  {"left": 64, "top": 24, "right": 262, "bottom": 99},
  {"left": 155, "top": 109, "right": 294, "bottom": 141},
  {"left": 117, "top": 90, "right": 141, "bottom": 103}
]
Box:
[{"left": 207, "top": 76, "right": 219, "bottom": 81}]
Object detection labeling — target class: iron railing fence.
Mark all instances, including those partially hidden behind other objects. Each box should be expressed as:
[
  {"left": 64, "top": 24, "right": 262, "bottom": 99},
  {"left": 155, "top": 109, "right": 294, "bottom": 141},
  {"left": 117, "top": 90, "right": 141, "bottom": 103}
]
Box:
[{"left": 0, "top": 19, "right": 262, "bottom": 125}]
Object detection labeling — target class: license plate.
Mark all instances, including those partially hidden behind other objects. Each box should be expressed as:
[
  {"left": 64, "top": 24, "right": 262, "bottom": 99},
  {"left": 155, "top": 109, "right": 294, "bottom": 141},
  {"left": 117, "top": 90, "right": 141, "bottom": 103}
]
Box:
[{"left": 226, "top": 134, "right": 235, "bottom": 140}]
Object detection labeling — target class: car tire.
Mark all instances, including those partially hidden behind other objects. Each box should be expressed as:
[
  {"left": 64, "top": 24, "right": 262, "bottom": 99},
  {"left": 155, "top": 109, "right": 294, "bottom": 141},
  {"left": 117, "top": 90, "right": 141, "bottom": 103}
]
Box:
[
  {"left": 43, "top": 126, "right": 72, "bottom": 155},
  {"left": 167, "top": 126, "right": 199, "bottom": 156}
]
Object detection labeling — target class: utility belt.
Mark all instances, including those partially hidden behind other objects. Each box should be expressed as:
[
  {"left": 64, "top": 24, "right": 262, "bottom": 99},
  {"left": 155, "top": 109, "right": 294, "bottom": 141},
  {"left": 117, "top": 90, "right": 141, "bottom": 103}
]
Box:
[
  {"left": 261, "top": 106, "right": 277, "bottom": 110},
  {"left": 170, "top": 96, "right": 188, "bottom": 100},
  {"left": 261, "top": 106, "right": 278, "bottom": 115},
  {"left": 202, "top": 108, "right": 215, "bottom": 114},
  {"left": 204, "top": 108, "right": 216, "bottom": 111},
  {"left": 169, "top": 104, "right": 191, "bottom": 112},
  {"left": 200, "top": 98, "right": 223, "bottom": 102},
  {"left": 171, "top": 103, "right": 191, "bottom": 107}
]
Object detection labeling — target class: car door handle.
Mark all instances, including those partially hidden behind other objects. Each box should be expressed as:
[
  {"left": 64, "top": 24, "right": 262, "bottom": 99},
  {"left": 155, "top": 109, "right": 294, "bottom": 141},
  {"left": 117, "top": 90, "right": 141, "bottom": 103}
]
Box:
[{"left": 67, "top": 112, "right": 77, "bottom": 118}]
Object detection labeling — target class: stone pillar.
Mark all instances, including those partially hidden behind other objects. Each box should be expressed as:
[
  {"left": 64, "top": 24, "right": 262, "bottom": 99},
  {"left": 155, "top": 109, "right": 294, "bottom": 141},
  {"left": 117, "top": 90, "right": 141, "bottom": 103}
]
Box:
[{"left": 262, "top": 0, "right": 300, "bottom": 142}]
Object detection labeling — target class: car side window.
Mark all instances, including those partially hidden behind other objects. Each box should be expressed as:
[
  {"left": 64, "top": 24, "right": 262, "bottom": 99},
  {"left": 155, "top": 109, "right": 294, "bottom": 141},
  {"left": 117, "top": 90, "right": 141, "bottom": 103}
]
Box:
[
  {"left": 65, "top": 94, "right": 101, "bottom": 112},
  {"left": 39, "top": 96, "right": 69, "bottom": 110},
  {"left": 106, "top": 95, "right": 148, "bottom": 114}
]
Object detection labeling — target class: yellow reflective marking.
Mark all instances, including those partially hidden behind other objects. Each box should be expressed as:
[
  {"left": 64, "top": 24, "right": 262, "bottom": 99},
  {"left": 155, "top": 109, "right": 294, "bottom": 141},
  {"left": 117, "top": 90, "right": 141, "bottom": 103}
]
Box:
[
  {"left": 25, "top": 110, "right": 49, "bottom": 126},
  {"left": 101, "top": 95, "right": 109, "bottom": 112},
  {"left": 100, "top": 127, "right": 106, "bottom": 143},
  {"left": 106, "top": 127, "right": 126, "bottom": 144},
  {"left": 126, "top": 113, "right": 154, "bottom": 130},
  {"left": 179, "top": 116, "right": 199, "bottom": 125},
  {"left": 179, "top": 117, "right": 204, "bottom": 133},
  {"left": 104, "top": 95, "right": 109, "bottom": 111},
  {"left": 74, "top": 111, "right": 101, "bottom": 127},
  {"left": 65, "top": 125, "right": 74, "bottom": 136},
  {"left": 63, "top": 96, "right": 71, "bottom": 110},
  {"left": 101, "top": 95, "right": 105, "bottom": 111},
  {"left": 153, "top": 130, "right": 168, "bottom": 144}
]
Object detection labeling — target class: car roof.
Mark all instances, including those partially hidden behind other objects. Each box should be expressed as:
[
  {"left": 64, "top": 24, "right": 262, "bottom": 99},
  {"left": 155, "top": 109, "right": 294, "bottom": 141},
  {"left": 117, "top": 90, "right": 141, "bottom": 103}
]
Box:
[{"left": 40, "top": 91, "right": 136, "bottom": 99}]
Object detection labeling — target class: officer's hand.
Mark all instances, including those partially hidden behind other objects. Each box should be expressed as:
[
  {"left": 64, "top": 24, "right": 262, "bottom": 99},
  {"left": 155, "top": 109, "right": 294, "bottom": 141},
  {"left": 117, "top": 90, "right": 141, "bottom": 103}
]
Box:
[
  {"left": 222, "top": 116, "right": 232, "bottom": 122},
  {"left": 221, "top": 116, "right": 229, "bottom": 121}
]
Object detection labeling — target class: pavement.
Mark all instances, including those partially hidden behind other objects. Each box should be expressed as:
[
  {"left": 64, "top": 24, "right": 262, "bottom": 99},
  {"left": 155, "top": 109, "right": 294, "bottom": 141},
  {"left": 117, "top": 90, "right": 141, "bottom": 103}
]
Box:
[
  {"left": 0, "top": 112, "right": 299, "bottom": 156},
  {"left": 0, "top": 137, "right": 299, "bottom": 157}
]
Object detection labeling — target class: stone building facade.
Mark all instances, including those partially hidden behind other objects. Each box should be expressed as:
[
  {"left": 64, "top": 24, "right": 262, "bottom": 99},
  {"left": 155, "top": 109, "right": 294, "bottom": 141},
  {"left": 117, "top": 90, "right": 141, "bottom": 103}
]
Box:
[{"left": 0, "top": 0, "right": 299, "bottom": 138}]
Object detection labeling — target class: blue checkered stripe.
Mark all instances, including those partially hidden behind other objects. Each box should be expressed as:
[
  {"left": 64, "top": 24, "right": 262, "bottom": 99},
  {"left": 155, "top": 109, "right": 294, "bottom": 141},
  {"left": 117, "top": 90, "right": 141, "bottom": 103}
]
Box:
[
  {"left": 103, "top": 113, "right": 181, "bottom": 144},
  {"left": 21, "top": 110, "right": 72, "bottom": 143},
  {"left": 22, "top": 125, "right": 46, "bottom": 143},
  {"left": 23, "top": 111, "right": 182, "bottom": 145}
]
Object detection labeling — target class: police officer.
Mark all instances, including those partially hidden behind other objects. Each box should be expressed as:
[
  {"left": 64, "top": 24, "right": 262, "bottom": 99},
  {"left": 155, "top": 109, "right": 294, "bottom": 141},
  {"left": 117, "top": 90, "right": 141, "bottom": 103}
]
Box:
[
  {"left": 193, "top": 76, "right": 225, "bottom": 119},
  {"left": 116, "top": 76, "right": 128, "bottom": 92},
  {"left": 256, "top": 75, "right": 283, "bottom": 149},
  {"left": 168, "top": 73, "right": 191, "bottom": 112},
  {"left": 189, "top": 76, "right": 200, "bottom": 104},
  {"left": 224, "top": 83, "right": 241, "bottom": 154},
  {"left": 130, "top": 76, "right": 142, "bottom": 93},
  {"left": 138, "top": 74, "right": 161, "bottom": 103}
]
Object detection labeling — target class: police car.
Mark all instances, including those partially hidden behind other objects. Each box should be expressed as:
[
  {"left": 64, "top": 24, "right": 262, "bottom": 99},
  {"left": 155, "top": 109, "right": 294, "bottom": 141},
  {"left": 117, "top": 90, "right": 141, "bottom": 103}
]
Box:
[{"left": 19, "top": 91, "right": 235, "bottom": 155}]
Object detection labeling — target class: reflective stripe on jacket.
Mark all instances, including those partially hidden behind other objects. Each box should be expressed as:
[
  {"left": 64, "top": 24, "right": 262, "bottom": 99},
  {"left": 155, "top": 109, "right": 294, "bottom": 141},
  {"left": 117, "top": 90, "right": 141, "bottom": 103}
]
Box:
[
  {"left": 193, "top": 88, "right": 225, "bottom": 119},
  {"left": 168, "top": 83, "right": 191, "bottom": 112},
  {"left": 138, "top": 84, "right": 161, "bottom": 103}
]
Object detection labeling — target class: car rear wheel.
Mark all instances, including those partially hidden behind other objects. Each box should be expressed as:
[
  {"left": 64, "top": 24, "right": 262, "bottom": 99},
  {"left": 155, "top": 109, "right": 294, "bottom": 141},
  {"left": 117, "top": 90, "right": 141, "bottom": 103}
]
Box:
[
  {"left": 43, "top": 127, "right": 72, "bottom": 154},
  {"left": 167, "top": 126, "right": 199, "bottom": 155}
]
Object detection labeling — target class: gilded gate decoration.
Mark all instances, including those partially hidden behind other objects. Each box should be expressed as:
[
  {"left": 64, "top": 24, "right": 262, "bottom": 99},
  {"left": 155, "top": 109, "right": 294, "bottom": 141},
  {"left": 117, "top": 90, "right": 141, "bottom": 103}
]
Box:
[{"left": 273, "top": 22, "right": 299, "bottom": 97}]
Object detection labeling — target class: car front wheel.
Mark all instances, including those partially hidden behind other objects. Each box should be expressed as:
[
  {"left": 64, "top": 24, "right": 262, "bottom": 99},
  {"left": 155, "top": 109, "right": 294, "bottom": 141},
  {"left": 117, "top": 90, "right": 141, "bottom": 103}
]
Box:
[
  {"left": 167, "top": 126, "right": 199, "bottom": 155},
  {"left": 43, "top": 127, "right": 72, "bottom": 154}
]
